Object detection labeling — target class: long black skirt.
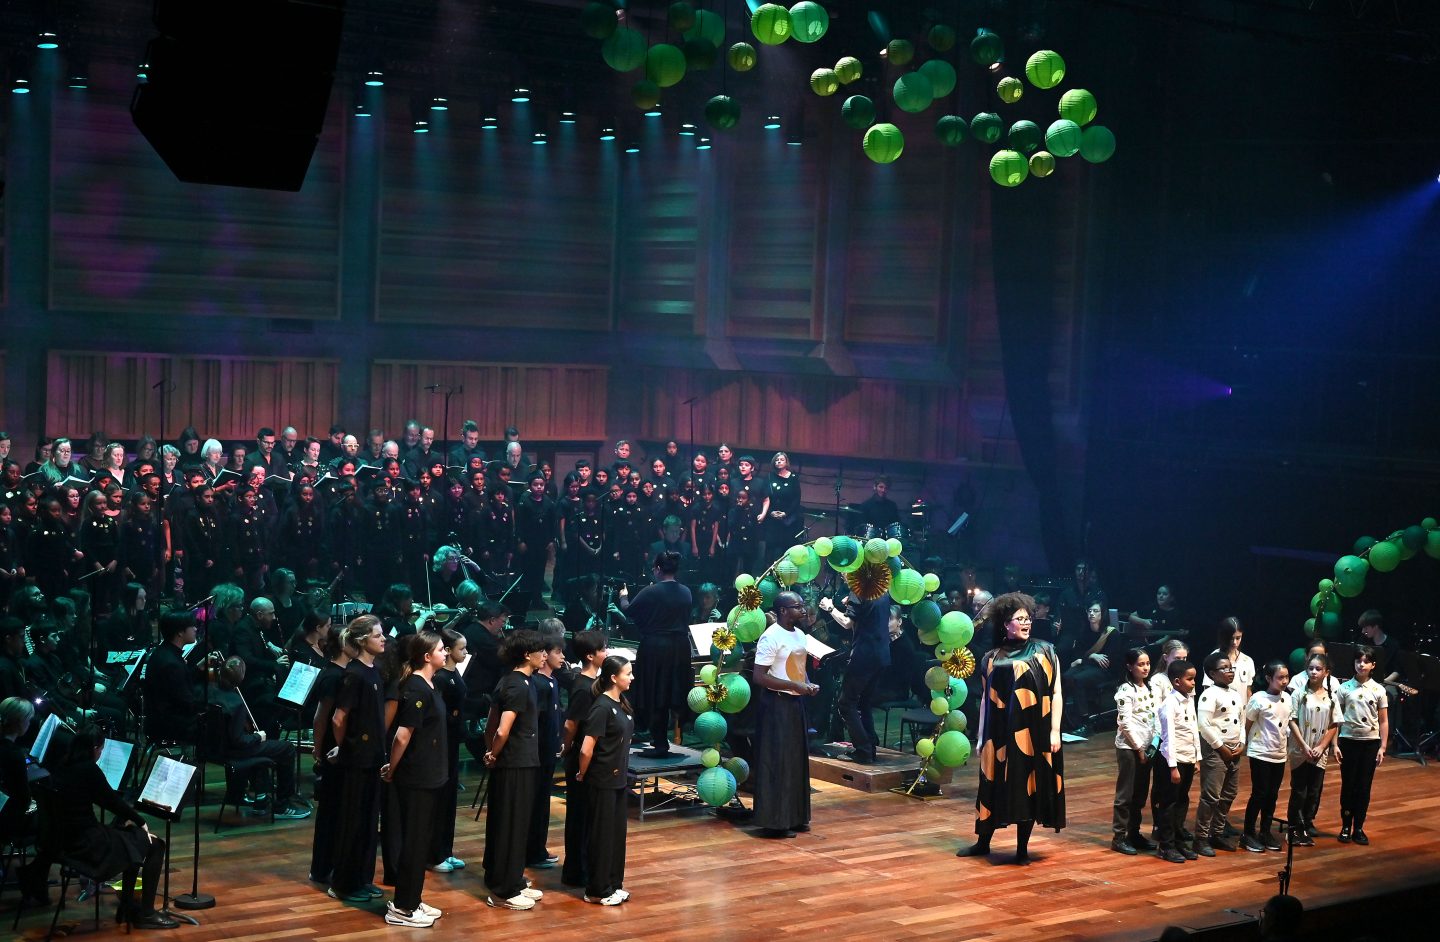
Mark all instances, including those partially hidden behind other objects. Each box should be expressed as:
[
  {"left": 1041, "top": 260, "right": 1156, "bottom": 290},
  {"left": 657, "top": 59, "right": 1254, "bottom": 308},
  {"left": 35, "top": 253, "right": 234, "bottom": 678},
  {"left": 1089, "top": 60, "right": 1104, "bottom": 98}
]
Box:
[
  {"left": 483, "top": 766, "right": 537, "bottom": 900},
  {"left": 632, "top": 634, "right": 693, "bottom": 715},
  {"left": 751, "top": 688, "right": 810, "bottom": 832}
]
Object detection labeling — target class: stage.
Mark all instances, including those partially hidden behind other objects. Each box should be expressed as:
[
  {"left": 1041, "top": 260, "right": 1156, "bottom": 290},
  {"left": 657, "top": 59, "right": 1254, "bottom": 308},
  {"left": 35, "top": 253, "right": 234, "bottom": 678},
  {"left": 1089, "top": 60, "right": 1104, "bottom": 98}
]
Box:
[{"left": 8, "top": 736, "right": 1438, "bottom": 941}]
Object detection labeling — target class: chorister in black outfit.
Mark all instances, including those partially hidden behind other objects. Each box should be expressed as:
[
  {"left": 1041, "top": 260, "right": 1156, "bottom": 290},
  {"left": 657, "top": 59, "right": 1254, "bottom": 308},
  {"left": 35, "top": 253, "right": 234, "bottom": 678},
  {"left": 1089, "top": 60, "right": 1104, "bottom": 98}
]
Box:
[
  {"left": 308, "top": 637, "right": 350, "bottom": 886},
  {"left": 429, "top": 629, "right": 469, "bottom": 872},
  {"left": 560, "top": 630, "right": 608, "bottom": 888},
  {"left": 327, "top": 616, "right": 388, "bottom": 901},
  {"left": 482, "top": 629, "right": 547, "bottom": 910},
  {"left": 622, "top": 552, "right": 693, "bottom": 758},
  {"left": 578, "top": 655, "right": 635, "bottom": 906},
  {"left": 526, "top": 645, "right": 565, "bottom": 868}
]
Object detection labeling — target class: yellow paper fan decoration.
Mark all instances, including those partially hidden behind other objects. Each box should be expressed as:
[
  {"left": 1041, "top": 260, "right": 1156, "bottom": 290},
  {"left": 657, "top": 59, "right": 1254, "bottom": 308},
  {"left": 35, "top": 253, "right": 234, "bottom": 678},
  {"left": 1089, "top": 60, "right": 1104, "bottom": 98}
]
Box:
[
  {"left": 711, "top": 627, "right": 737, "bottom": 651},
  {"left": 706, "top": 683, "right": 729, "bottom": 704},
  {"left": 943, "top": 647, "right": 977, "bottom": 680},
  {"left": 738, "top": 585, "right": 763, "bottom": 611},
  {"left": 844, "top": 561, "right": 892, "bottom": 601}
]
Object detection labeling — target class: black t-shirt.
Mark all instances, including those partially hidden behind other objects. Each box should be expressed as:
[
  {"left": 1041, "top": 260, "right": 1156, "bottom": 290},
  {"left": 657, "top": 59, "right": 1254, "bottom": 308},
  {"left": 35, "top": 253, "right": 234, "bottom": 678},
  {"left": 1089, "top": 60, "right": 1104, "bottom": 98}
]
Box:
[
  {"left": 492, "top": 670, "right": 540, "bottom": 769},
  {"left": 312, "top": 662, "right": 345, "bottom": 753},
  {"left": 581, "top": 695, "right": 634, "bottom": 790},
  {"left": 529, "top": 671, "right": 563, "bottom": 762},
  {"left": 564, "top": 674, "right": 598, "bottom": 774},
  {"left": 391, "top": 674, "right": 448, "bottom": 789},
  {"left": 1375, "top": 634, "right": 1402, "bottom": 681},
  {"left": 335, "top": 660, "right": 386, "bottom": 769},
  {"left": 434, "top": 667, "right": 467, "bottom": 737}
]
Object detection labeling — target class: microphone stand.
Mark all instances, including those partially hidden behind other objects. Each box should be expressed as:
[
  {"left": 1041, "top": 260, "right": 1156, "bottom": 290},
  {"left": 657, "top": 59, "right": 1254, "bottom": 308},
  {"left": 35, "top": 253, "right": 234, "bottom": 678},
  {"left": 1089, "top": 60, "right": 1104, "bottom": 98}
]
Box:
[
  {"left": 833, "top": 463, "right": 844, "bottom": 537},
  {"left": 173, "top": 605, "right": 217, "bottom": 912}
]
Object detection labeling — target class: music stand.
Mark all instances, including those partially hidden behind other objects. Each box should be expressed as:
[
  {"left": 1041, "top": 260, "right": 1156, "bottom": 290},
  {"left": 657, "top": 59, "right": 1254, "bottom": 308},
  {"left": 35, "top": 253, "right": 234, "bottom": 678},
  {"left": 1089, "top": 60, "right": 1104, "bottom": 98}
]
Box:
[{"left": 137, "top": 756, "right": 201, "bottom": 926}]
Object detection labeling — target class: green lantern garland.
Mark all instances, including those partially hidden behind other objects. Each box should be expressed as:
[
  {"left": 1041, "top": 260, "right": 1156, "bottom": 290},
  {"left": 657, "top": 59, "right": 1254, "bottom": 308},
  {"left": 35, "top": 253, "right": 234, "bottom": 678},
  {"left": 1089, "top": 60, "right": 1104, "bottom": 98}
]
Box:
[
  {"left": 788, "top": 1, "right": 829, "bottom": 43},
  {"left": 751, "top": 3, "right": 792, "bottom": 45}
]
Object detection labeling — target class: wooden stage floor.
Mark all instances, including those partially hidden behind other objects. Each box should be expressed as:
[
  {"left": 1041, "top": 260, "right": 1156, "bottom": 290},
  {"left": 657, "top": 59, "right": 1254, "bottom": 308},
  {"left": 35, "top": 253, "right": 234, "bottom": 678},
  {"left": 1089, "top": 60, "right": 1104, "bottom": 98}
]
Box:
[{"left": 10, "top": 736, "right": 1439, "bottom": 942}]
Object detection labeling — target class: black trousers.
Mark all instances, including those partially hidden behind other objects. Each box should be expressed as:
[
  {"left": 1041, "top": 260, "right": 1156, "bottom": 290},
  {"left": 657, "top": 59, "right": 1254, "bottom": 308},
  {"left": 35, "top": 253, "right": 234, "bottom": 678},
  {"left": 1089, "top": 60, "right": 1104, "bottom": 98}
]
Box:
[
  {"left": 1152, "top": 763, "right": 1194, "bottom": 849},
  {"left": 431, "top": 737, "right": 461, "bottom": 864},
  {"left": 837, "top": 659, "right": 885, "bottom": 757},
  {"left": 584, "top": 784, "right": 628, "bottom": 899},
  {"left": 391, "top": 785, "right": 441, "bottom": 913},
  {"left": 561, "top": 762, "right": 590, "bottom": 886},
  {"left": 1112, "top": 748, "right": 1152, "bottom": 840},
  {"left": 329, "top": 764, "right": 381, "bottom": 894},
  {"left": 1244, "top": 757, "right": 1286, "bottom": 835},
  {"left": 1287, "top": 761, "right": 1326, "bottom": 828},
  {"left": 309, "top": 760, "right": 341, "bottom": 883},
  {"left": 526, "top": 757, "right": 558, "bottom": 863},
  {"left": 1338, "top": 737, "right": 1381, "bottom": 824},
  {"left": 483, "top": 766, "right": 538, "bottom": 899}
]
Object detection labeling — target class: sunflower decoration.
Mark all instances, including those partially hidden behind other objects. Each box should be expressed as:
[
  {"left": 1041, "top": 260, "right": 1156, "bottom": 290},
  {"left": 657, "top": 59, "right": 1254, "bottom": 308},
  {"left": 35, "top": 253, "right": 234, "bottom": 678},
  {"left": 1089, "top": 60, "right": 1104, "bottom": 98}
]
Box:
[
  {"left": 737, "top": 584, "right": 764, "bottom": 611},
  {"left": 706, "top": 683, "right": 729, "bottom": 705},
  {"left": 942, "top": 646, "right": 977, "bottom": 680},
  {"left": 711, "top": 626, "right": 737, "bottom": 652},
  {"left": 844, "top": 561, "right": 892, "bottom": 601}
]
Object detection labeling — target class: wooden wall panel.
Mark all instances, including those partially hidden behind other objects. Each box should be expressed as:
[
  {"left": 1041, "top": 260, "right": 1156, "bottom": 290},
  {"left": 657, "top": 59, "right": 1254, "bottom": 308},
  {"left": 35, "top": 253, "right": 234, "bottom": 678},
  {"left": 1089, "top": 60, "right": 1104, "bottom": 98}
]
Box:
[
  {"left": 47, "top": 62, "right": 342, "bottom": 319},
  {"left": 377, "top": 118, "right": 615, "bottom": 329},
  {"left": 44, "top": 351, "right": 340, "bottom": 442},
  {"left": 614, "top": 149, "right": 701, "bottom": 335},
  {"left": 636, "top": 367, "right": 969, "bottom": 462},
  {"left": 369, "top": 361, "right": 609, "bottom": 442},
  {"left": 726, "top": 145, "right": 821, "bottom": 341}
]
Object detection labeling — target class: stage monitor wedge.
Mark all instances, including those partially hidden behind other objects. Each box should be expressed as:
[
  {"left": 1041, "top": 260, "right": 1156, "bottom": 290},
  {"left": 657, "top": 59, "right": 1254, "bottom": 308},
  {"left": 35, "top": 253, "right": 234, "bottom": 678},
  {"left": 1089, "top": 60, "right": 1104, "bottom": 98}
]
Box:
[{"left": 131, "top": 0, "right": 346, "bottom": 192}]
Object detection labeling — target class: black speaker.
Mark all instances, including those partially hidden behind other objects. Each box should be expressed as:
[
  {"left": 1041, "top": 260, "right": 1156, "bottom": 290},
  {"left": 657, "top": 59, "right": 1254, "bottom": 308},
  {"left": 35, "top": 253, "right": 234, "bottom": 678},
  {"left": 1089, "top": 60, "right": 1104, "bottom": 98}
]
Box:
[{"left": 131, "top": 0, "right": 346, "bottom": 192}]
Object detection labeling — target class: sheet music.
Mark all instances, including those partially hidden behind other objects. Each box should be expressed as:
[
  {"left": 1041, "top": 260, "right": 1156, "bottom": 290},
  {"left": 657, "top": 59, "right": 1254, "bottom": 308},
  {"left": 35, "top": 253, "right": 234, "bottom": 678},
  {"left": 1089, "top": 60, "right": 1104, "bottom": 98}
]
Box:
[
  {"left": 139, "top": 756, "right": 196, "bottom": 814},
  {"left": 97, "top": 738, "right": 134, "bottom": 791},
  {"left": 28, "top": 713, "right": 63, "bottom": 762},
  {"left": 690, "top": 622, "right": 723, "bottom": 656},
  {"left": 804, "top": 633, "right": 836, "bottom": 660},
  {"left": 608, "top": 644, "right": 637, "bottom": 664},
  {"left": 182, "top": 640, "right": 199, "bottom": 658},
  {"left": 277, "top": 661, "right": 321, "bottom": 706},
  {"left": 107, "top": 649, "right": 145, "bottom": 665}
]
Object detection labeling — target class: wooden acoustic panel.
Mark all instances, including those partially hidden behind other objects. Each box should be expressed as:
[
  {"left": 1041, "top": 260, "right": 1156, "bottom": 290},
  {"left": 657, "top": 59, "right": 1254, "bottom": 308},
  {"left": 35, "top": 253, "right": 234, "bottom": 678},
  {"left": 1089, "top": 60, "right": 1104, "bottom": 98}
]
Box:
[
  {"left": 726, "top": 146, "right": 822, "bottom": 341},
  {"left": 613, "top": 149, "right": 702, "bottom": 335},
  {"left": 636, "top": 367, "right": 968, "bottom": 462},
  {"left": 44, "top": 350, "right": 340, "bottom": 442},
  {"left": 369, "top": 361, "right": 609, "bottom": 442},
  {"left": 48, "top": 60, "right": 342, "bottom": 319}
]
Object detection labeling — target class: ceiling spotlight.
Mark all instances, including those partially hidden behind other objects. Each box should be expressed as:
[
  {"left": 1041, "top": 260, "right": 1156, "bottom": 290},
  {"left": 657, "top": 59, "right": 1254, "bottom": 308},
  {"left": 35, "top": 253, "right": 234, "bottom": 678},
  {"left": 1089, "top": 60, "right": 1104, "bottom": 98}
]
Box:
[
  {"left": 365, "top": 70, "right": 384, "bottom": 86},
  {"left": 136, "top": 62, "right": 149, "bottom": 82},
  {"left": 696, "top": 137, "right": 712, "bottom": 150},
  {"left": 11, "top": 77, "right": 30, "bottom": 94},
  {"left": 430, "top": 97, "right": 448, "bottom": 111},
  {"left": 36, "top": 32, "right": 59, "bottom": 50},
  {"left": 511, "top": 87, "right": 530, "bottom": 102},
  {"left": 67, "top": 72, "right": 88, "bottom": 89},
  {"left": 559, "top": 111, "right": 577, "bottom": 124},
  {"left": 532, "top": 131, "right": 547, "bottom": 145},
  {"left": 413, "top": 119, "right": 429, "bottom": 133},
  {"left": 354, "top": 102, "right": 371, "bottom": 117},
  {"left": 599, "top": 127, "right": 616, "bottom": 141},
  {"left": 625, "top": 143, "right": 640, "bottom": 153},
  {"left": 763, "top": 115, "right": 781, "bottom": 129},
  {"left": 679, "top": 123, "right": 697, "bottom": 136},
  {"left": 644, "top": 108, "right": 661, "bottom": 118},
  {"left": 482, "top": 115, "right": 499, "bottom": 130}
]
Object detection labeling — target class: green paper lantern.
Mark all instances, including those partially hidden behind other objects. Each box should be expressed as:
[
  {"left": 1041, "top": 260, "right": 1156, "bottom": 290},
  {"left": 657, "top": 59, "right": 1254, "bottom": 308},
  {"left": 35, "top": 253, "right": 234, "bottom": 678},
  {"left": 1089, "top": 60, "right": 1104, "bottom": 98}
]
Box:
[
  {"left": 918, "top": 59, "right": 957, "bottom": 98},
  {"left": 912, "top": 600, "right": 943, "bottom": 631},
  {"left": 1030, "top": 151, "right": 1055, "bottom": 177},
  {"left": 970, "top": 29, "right": 1003, "bottom": 66},
  {"left": 684, "top": 9, "right": 725, "bottom": 46},
  {"left": 668, "top": 1, "right": 696, "bottom": 31},
  {"left": 697, "top": 766, "right": 737, "bottom": 806},
  {"left": 996, "top": 76, "right": 1024, "bottom": 104},
  {"left": 1318, "top": 611, "right": 1343, "bottom": 639},
  {"left": 835, "top": 56, "right": 863, "bottom": 84},
  {"left": 701, "top": 747, "right": 721, "bottom": 768},
  {"left": 835, "top": 553, "right": 866, "bottom": 574},
  {"left": 886, "top": 538, "right": 903, "bottom": 557},
  {"left": 828, "top": 535, "right": 860, "bottom": 567},
  {"left": 721, "top": 756, "right": 750, "bottom": 785},
  {"left": 727, "top": 41, "right": 757, "bottom": 72},
  {"left": 1304, "top": 618, "right": 1316, "bottom": 638},
  {"left": 602, "top": 27, "right": 648, "bottom": 72},
  {"left": 946, "top": 677, "right": 968, "bottom": 709},
  {"left": 916, "top": 737, "right": 935, "bottom": 758},
  {"left": 887, "top": 39, "right": 915, "bottom": 66},
  {"left": 1427, "top": 530, "right": 1440, "bottom": 560},
  {"left": 646, "top": 44, "right": 687, "bottom": 87},
  {"left": 687, "top": 685, "right": 713, "bottom": 714},
  {"left": 751, "top": 3, "right": 792, "bottom": 45},
  {"left": 717, "top": 673, "right": 752, "bottom": 713},
  {"left": 944, "top": 710, "right": 967, "bottom": 733},
  {"left": 735, "top": 573, "right": 756, "bottom": 591},
  {"left": 775, "top": 559, "right": 800, "bottom": 586},
  {"left": 757, "top": 579, "right": 779, "bottom": 609},
  {"left": 863, "top": 537, "right": 890, "bottom": 564},
  {"left": 862, "top": 123, "right": 905, "bottom": 164},
  {"left": 937, "top": 610, "right": 974, "bottom": 647},
  {"left": 929, "top": 696, "right": 949, "bottom": 716},
  {"left": 787, "top": 544, "right": 810, "bottom": 565},
  {"left": 890, "top": 569, "right": 925, "bottom": 606},
  {"left": 971, "top": 112, "right": 1002, "bottom": 143},
  {"left": 1318, "top": 578, "right": 1335, "bottom": 593},
  {"left": 841, "top": 95, "right": 876, "bottom": 130},
  {"left": 925, "top": 666, "right": 952, "bottom": 692},
  {"left": 813, "top": 536, "right": 834, "bottom": 557},
  {"left": 1289, "top": 648, "right": 1308, "bottom": 673},
  {"left": 1336, "top": 576, "right": 1366, "bottom": 599},
  {"left": 1025, "top": 49, "right": 1066, "bottom": 89},
  {"left": 683, "top": 38, "right": 717, "bottom": 71},
  {"left": 1353, "top": 535, "right": 1377, "bottom": 553},
  {"left": 695, "top": 710, "right": 728, "bottom": 745},
  {"left": 704, "top": 94, "right": 741, "bottom": 129},
  {"left": 631, "top": 80, "right": 661, "bottom": 110},
  {"left": 1309, "top": 591, "right": 1340, "bottom": 616},
  {"left": 1058, "top": 88, "right": 1098, "bottom": 125},
  {"left": 917, "top": 625, "right": 940, "bottom": 646},
  {"left": 581, "top": 2, "right": 619, "bottom": 40},
  {"left": 992, "top": 151, "right": 1031, "bottom": 186},
  {"left": 811, "top": 67, "right": 840, "bottom": 96},
  {"left": 1008, "top": 119, "right": 1041, "bottom": 152},
  {"left": 796, "top": 549, "right": 822, "bottom": 584},
  {"left": 935, "top": 114, "right": 967, "bottom": 146},
  {"left": 731, "top": 606, "right": 767, "bottom": 643},
  {"left": 922, "top": 572, "right": 941, "bottom": 593},
  {"left": 1424, "top": 517, "right": 1438, "bottom": 529},
  {"left": 893, "top": 72, "right": 934, "bottom": 113},
  {"left": 699, "top": 664, "right": 719, "bottom": 685},
  {"left": 1369, "top": 540, "right": 1401, "bottom": 572},
  {"left": 1079, "top": 125, "right": 1116, "bottom": 163},
  {"left": 928, "top": 24, "right": 957, "bottom": 52},
  {"left": 789, "top": 1, "right": 829, "bottom": 43},
  {"left": 1403, "top": 525, "right": 1427, "bottom": 551},
  {"left": 1046, "top": 119, "right": 1082, "bottom": 157},
  {"left": 934, "top": 729, "right": 971, "bottom": 766}
]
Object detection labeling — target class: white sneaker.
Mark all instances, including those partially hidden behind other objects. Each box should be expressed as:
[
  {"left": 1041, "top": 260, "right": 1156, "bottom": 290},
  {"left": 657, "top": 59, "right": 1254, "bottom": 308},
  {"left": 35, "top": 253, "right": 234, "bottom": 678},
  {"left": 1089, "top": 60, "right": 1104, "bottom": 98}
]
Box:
[
  {"left": 519, "top": 887, "right": 544, "bottom": 900},
  {"left": 416, "top": 901, "right": 442, "bottom": 918},
  {"left": 428, "top": 861, "right": 454, "bottom": 873},
  {"left": 613, "top": 888, "right": 630, "bottom": 902},
  {"left": 384, "top": 905, "right": 435, "bottom": 928},
  {"left": 445, "top": 857, "right": 466, "bottom": 870},
  {"left": 486, "top": 894, "right": 536, "bottom": 911},
  {"left": 584, "top": 892, "right": 624, "bottom": 906}
]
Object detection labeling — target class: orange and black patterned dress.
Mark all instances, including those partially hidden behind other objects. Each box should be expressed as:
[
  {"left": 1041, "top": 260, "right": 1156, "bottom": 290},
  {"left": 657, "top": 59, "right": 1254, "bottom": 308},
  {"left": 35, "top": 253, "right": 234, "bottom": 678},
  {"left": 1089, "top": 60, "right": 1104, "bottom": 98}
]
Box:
[{"left": 974, "top": 638, "right": 1066, "bottom": 832}]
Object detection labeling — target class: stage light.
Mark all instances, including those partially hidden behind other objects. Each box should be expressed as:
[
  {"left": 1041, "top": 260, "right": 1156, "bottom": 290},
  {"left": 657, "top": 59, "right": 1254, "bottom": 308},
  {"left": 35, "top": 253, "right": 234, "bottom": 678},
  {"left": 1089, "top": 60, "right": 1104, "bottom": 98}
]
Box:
[
  {"left": 36, "top": 32, "right": 59, "bottom": 50},
  {"left": 365, "top": 70, "right": 384, "bottom": 86},
  {"left": 68, "top": 72, "right": 87, "bottom": 89},
  {"left": 511, "top": 87, "right": 530, "bottom": 102},
  {"left": 532, "top": 131, "right": 547, "bottom": 144},
  {"left": 763, "top": 115, "right": 781, "bottom": 129},
  {"left": 354, "top": 102, "right": 371, "bottom": 117},
  {"left": 644, "top": 108, "right": 661, "bottom": 117},
  {"left": 430, "top": 97, "right": 448, "bottom": 111},
  {"left": 696, "top": 137, "right": 712, "bottom": 150},
  {"left": 10, "top": 77, "right": 30, "bottom": 94},
  {"left": 600, "top": 126, "right": 616, "bottom": 140},
  {"left": 559, "top": 111, "right": 577, "bottom": 124},
  {"left": 786, "top": 110, "right": 804, "bottom": 145},
  {"left": 482, "top": 115, "right": 499, "bottom": 130},
  {"left": 679, "top": 122, "right": 697, "bottom": 136},
  {"left": 625, "top": 143, "right": 640, "bottom": 153},
  {"left": 136, "top": 62, "right": 149, "bottom": 82},
  {"left": 413, "top": 120, "right": 429, "bottom": 133}
]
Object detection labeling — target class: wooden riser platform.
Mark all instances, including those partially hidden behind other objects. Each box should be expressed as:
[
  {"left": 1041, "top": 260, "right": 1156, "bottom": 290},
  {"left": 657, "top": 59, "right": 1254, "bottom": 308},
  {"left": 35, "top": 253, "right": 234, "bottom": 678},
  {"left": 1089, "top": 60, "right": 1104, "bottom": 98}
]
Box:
[{"left": 809, "top": 746, "right": 956, "bottom": 792}]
